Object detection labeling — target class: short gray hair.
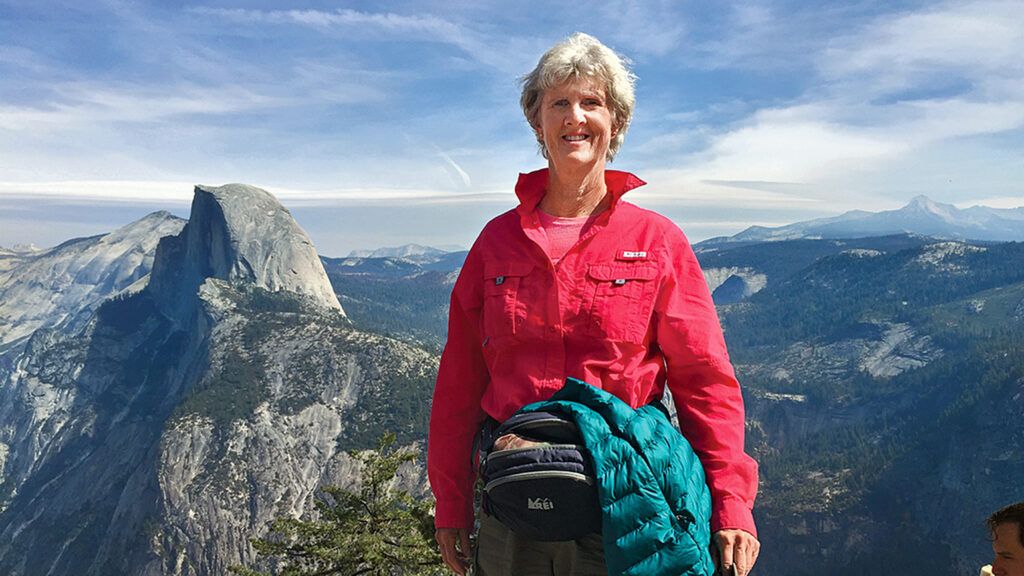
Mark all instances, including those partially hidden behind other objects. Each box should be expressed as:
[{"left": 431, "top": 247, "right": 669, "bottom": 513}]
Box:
[{"left": 520, "top": 32, "right": 636, "bottom": 161}]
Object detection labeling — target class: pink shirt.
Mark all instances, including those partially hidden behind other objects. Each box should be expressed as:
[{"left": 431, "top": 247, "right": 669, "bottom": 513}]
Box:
[{"left": 536, "top": 209, "right": 598, "bottom": 264}]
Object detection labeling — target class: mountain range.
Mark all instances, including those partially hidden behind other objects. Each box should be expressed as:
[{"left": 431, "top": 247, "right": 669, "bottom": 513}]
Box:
[
  {"left": 0, "top": 190, "right": 1022, "bottom": 574},
  {"left": 703, "top": 195, "right": 1024, "bottom": 244}
]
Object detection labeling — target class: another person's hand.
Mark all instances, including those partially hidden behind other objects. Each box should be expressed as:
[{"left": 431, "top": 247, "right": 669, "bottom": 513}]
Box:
[
  {"left": 436, "top": 527, "right": 471, "bottom": 575},
  {"left": 712, "top": 529, "right": 760, "bottom": 575}
]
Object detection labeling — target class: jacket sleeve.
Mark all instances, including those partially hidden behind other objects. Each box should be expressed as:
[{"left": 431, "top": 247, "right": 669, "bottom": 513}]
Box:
[
  {"left": 654, "top": 230, "right": 759, "bottom": 537},
  {"left": 427, "top": 241, "right": 489, "bottom": 529}
]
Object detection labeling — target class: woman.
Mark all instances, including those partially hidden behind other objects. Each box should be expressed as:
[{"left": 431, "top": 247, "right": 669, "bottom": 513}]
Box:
[{"left": 428, "top": 33, "right": 760, "bottom": 576}]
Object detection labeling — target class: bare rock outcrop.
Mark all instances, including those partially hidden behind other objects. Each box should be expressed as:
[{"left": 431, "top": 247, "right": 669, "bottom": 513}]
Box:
[{"left": 148, "top": 184, "right": 342, "bottom": 322}]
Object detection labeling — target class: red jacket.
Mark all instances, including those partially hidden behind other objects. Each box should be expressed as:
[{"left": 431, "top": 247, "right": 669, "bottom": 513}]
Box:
[{"left": 427, "top": 168, "right": 758, "bottom": 536}]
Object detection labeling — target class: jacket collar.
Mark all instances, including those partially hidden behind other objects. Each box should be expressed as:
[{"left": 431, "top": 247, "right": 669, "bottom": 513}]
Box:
[{"left": 514, "top": 168, "right": 647, "bottom": 215}]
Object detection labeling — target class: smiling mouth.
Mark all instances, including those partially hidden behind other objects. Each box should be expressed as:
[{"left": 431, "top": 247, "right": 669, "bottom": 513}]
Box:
[{"left": 563, "top": 135, "right": 589, "bottom": 142}]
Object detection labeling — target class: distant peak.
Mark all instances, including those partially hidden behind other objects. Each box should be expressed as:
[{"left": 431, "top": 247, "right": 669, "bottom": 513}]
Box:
[
  {"left": 347, "top": 244, "right": 449, "bottom": 259},
  {"left": 141, "top": 209, "right": 181, "bottom": 220},
  {"left": 904, "top": 195, "right": 952, "bottom": 209},
  {"left": 5, "top": 243, "right": 42, "bottom": 254},
  {"left": 900, "top": 195, "right": 957, "bottom": 218}
]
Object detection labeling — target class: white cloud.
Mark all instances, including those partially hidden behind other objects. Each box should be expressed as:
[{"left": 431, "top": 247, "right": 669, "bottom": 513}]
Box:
[
  {"left": 0, "top": 82, "right": 287, "bottom": 132},
  {"left": 0, "top": 181, "right": 196, "bottom": 203},
  {"left": 822, "top": 0, "right": 1024, "bottom": 88},
  {"left": 700, "top": 112, "right": 905, "bottom": 182},
  {"left": 0, "top": 180, "right": 512, "bottom": 206},
  {"left": 190, "top": 7, "right": 461, "bottom": 36},
  {"left": 434, "top": 147, "right": 473, "bottom": 189},
  {"left": 661, "top": 0, "right": 1024, "bottom": 210},
  {"left": 629, "top": 171, "right": 825, "bottom": 209}
]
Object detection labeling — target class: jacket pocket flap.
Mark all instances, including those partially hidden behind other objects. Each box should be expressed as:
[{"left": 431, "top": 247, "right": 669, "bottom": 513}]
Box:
[
  {"left": 587, "top": 263, "right": 657, "bottom": 282},
  {"left": 484, "top": 262, "right": 534, "bottom": 280}
]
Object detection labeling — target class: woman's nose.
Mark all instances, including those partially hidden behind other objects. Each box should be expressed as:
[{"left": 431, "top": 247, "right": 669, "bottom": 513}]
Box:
[{"left": 564, "top": 103, "right": 585, "bottom": 125}]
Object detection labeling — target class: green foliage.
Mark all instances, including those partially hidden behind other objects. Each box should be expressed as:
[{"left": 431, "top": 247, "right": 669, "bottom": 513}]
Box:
[
  {"left": 97, "top": 291, "right": 160, "bottom": 333},
  {"left": 170, "top": 286, "right": 325, "bottom": 426},
  {"left": 173, "top": 348, "right": 267, "bottom": 426},
  {"left": 231, "top": 433, "right": 444, "bottom": 576},
  {"left": 327, "top": 271, "right": 452, "bottom": 353},
  {"left": 337, "top": 369, "right": 436, "bottom": 450}
]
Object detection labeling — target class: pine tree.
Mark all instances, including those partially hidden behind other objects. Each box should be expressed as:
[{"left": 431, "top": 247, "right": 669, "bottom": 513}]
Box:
[{"left": 232, "top": 433, "right": 445, "bottom": 576}]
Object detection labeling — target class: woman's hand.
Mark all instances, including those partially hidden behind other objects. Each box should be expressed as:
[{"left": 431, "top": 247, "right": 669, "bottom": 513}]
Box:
[
  {"left": 436, "top": 527, "right": 471, "bottom": 575},
  {"left": 712, "top": 529, "right": 760, "bottom": 575}
]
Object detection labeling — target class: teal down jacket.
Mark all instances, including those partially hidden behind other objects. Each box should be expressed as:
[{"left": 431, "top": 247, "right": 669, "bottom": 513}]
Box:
[{"left": 519, "top": 377, "right": 714, "bottom": 576}]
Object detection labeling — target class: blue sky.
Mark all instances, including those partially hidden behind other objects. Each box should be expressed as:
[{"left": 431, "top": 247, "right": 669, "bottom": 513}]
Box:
[{"left": 1, "top": 0, "right": 1022, "bottom": 256}]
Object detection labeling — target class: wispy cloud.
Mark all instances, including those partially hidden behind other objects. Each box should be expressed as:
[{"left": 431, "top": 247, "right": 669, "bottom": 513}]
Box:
[
  {"left": 189, "top": 7, "right": 460, "bottom": 35},
  {"left": 0, "top": 82, "right": 287, "bottom": 131},
  {"left": 187, "top": 6, "right": 540, "bottom": 75},
  {"left": 597, "top": 0, "right": 687, "bottom": 56},
  {"left": 822, "top": 0, "right": 1024, "bottom": 90},
  {"left": 685, "top": 1, "right": 863, "bottom": 71},
  {"left": 433, "top": 146, "right": 473, "bottom": 189},
  {"left": 0, "top": 45, "right": 52, "bottom": 75},
  {"left": 0, "top": 180, "right": 510, "bottom": 206}
]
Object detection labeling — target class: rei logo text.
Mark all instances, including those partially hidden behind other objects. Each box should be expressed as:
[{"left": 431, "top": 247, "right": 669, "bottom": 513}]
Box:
[{"left": 527, "top": 498, "right": 554, "bottom": 510}]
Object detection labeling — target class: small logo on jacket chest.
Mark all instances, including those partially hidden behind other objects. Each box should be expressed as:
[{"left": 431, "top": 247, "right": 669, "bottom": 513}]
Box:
[{"left": 617, "top": 250, "right": 648, "bottom": 261}]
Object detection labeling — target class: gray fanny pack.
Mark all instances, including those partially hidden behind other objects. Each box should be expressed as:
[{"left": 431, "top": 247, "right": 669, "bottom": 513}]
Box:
[{"left": 479, "top": 410, "right": 601, "bottom": 542}]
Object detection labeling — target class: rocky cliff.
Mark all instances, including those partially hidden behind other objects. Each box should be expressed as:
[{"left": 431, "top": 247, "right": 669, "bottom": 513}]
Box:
[
  {"left": 0, "top": 211, "right": 185, "bottom": 350},
  {"left": 148, "top": 184, "right": 342, "bottom": 323},
  {"left": 0, "top": 185, "right": 435, "bottom": 575}
]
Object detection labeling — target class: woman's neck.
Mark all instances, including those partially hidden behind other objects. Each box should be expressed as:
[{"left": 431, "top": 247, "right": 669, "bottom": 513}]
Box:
[{"left": 540, "top": 162, "right": 609, "bottom": 217}]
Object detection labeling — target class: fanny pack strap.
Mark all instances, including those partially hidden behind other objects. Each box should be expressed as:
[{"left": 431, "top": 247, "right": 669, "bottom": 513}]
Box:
[
  {"left": 474, "top": 416, "right": 501, "bottom": 468},
  {"left": 474, "top": 416, "right": 500, "bottom": 516}
]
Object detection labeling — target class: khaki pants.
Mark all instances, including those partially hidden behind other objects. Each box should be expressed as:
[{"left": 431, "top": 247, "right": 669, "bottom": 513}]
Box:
[{"left": 474, "top": 512, "right": 606, "bottom": 576}]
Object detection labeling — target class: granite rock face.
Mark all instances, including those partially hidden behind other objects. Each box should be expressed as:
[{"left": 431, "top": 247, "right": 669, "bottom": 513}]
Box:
[
  {"left": 0, "top": 211, "right": 185, "bottom": 349},
  {"left": 702, "top": 266, "right": 768, "bottom": 303},
  {"left": 148, "top": 184, "right": 342, "bottom": 322},
  {"left": 0, "top": 185, "right": 434, "bottom": 575},
  {"left": 142, "top": 280, "right": 433, "bottom": 576}
]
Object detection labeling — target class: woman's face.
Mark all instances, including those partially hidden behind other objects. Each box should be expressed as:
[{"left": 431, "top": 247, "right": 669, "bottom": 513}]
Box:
[{"left": 536, "top": 77, "right": 616, "bottom": 172}]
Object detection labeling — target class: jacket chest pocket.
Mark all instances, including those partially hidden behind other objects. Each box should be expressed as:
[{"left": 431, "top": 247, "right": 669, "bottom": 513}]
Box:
[
  {"left": 482, "top": 262, "right": 534, "bottom": 338},
  {"left": 582, "top": 262, "right": 658, "bottom": 343}
]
